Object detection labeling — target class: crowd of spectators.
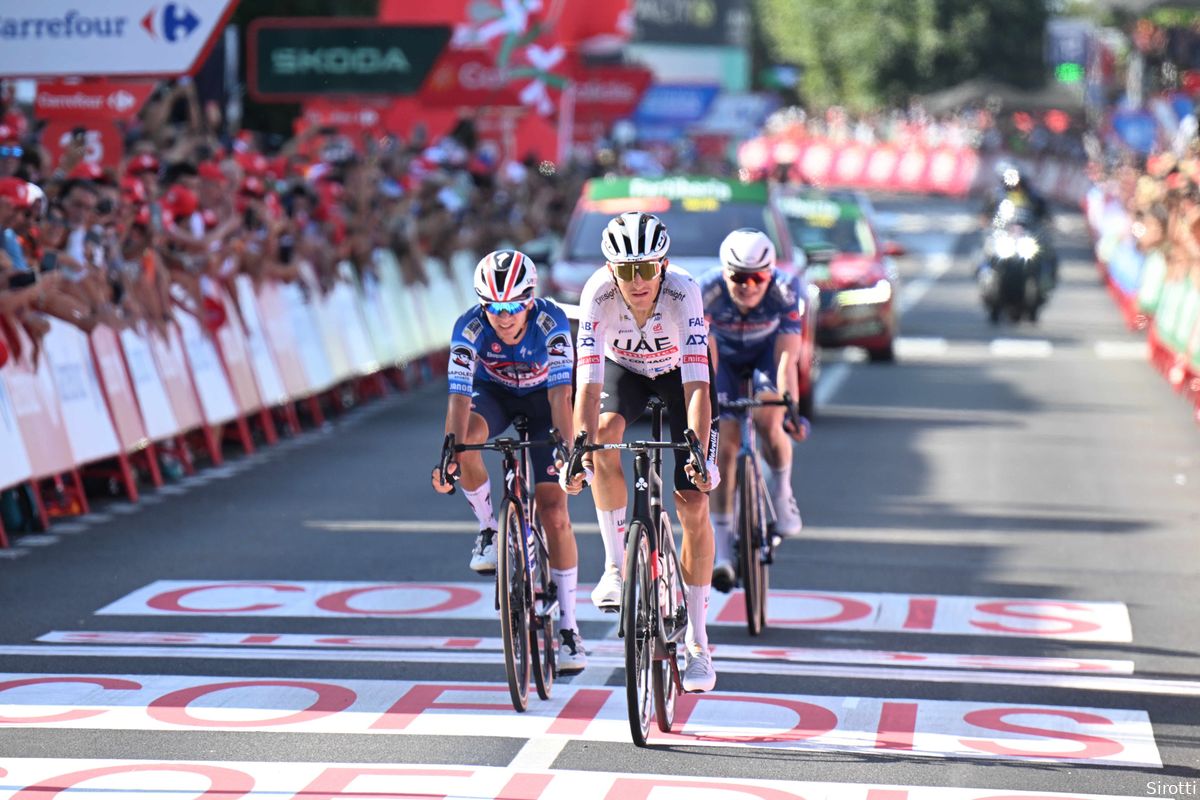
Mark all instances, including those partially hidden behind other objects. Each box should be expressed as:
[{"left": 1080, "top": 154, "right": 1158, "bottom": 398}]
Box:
[
  {"left": 762, "top": 102, "right": 1089, "bottom": 162},
  {"left": 0, "top": 79, "right": 603, "bottom": 370}
]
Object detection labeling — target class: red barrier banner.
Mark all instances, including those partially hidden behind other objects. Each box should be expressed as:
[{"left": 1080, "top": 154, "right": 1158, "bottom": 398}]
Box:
[{"left": 149, "top": 326, "right": 205, "bottom": 434}]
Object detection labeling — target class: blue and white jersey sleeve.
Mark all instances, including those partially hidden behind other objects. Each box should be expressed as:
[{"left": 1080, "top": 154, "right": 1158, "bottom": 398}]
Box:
[
  {"left": 534, "top": 299, "right": 575, "bottom": 389},
  {"left": 776, "top": 272, "right": 805, "bottom": 335},
  {"left": 447, "top": 309, "right": 485, "bottom": 397}
]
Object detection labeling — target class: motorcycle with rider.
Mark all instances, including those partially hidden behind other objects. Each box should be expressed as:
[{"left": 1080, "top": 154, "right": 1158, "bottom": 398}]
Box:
[{"left": 977, "top": 163, "right": 1058, "bottom": 324}]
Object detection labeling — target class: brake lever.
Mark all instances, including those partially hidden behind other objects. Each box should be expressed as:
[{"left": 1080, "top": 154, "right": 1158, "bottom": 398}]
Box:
[
  {"left": 566, "top": 430, "right": 589, "bottom": 480},
  {"left": 438, "top": 433, "right": 459, "bottom": 495},
  {"left": 683, "top": 429, "right": 708, "bottom": 485}
]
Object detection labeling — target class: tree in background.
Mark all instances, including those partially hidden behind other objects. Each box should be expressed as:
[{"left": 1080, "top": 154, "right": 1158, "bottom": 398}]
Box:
[{"left": 754, "top": 0, "right": 1049, "bottom": 111}]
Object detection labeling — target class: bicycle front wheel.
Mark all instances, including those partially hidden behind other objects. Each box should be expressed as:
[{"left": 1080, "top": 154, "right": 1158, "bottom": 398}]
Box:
[
  {"left": 653, "top": 510, "right": 685, "bottom": 733},
  {"left": 737, "top": 454, "right": 766, "bottom": 636},
  {"left": 530, "top": 515, "right": 555, "bottom": 701},
  {"left": 498, "top": 499, "right": 531, "bottom": 712},
  {"left": 622, "top": 520, "right": 654, "bottom": 747}
]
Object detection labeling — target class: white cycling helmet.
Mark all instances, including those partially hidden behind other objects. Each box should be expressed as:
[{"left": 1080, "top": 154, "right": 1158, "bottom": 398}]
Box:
[
  {"left": 473, "top": 249, "right": 537, "bottom": 302},
  {"left": 719, "top": 228, "right": 776, "bottom": 272},
  {"left": 600, "top": 211, "right": 670, "bottom": 263}
]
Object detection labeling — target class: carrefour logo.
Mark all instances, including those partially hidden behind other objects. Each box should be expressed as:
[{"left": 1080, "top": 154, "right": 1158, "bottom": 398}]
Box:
[{"left": 141, "top": 3, "right": 201, "bottom": 42}]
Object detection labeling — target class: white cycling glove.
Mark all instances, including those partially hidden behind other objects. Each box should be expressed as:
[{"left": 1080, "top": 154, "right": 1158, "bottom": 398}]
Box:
[{"left": 558, "top": 461, "right": 593, "bottom": 494}]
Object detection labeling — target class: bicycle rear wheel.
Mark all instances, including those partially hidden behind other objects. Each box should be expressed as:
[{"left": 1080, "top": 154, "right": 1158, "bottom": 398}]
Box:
[
  {"left": 653, "top": 511, "right": 685, "bottom": 733},
  {"left": 737, "top": 454, "right": 765, "bottom": 636},
  {"left": 622, "top": 521, "right": 654, "bottom": 747},
  {"left": 498, "top": 500, "right": 531, "bottom": 712},
  {"left": 530, "top": 516, "right": 555, "bottom": 701}
]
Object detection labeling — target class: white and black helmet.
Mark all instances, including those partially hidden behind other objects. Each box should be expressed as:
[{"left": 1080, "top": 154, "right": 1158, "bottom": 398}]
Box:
[
  {"left": 719, "top": 228, "right": 776, "bottom": 273},
  {"left": 473, "top": 249, "right": 537, "bottom": 302},
  {"left": 600, "top": 211, "right": 671, "bottom": 263}
]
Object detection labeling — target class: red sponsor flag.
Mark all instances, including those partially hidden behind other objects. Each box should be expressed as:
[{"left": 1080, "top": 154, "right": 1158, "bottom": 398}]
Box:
[
  {"left": 571, "top": 63, "right": 651, "bottom": 122},
  {"left": 42, "top": 120, "right": 125, "bottom": 171},
  {"left": 34, "top": 79, "right": 154, "bottom": 121}
]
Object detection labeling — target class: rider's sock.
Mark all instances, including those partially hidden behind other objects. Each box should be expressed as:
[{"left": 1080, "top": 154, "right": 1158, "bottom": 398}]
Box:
[
  {"left": 684, "top": 583, "right": 710, "bottom": 652},
  {"left": 462, "top": 483, "right": 497, "bottom": 531},
  {"left": 597, "top": 507, "right": 627, "bottom": 571},
  {"left": 552, "top": 566, "right": 578, "bottom": 632},
  {"left": 712, "top": 513, "right": 735, "bottom": 563},
  {"left": 768, "top": 465, "right": 794, "bottom": 501}
]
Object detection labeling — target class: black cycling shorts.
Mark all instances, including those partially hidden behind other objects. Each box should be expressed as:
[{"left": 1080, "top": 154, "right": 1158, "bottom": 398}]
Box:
[
  {"left": 470, "top": 382, "right": 558, "bottom": 484},
  {"left": 596, "top": 359, "right": 718, "bottom": 493}
]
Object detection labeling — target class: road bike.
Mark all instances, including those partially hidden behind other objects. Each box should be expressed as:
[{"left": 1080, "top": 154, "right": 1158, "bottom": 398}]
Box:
[
  {"left": 439, "top": 417, "right": 566, "bottom": 712},
  {"left": 567, "top": 397, "right": 708, "bottom": 746},
  {"left": 718, "top": 379, "right": 797, "bottom": 636}
]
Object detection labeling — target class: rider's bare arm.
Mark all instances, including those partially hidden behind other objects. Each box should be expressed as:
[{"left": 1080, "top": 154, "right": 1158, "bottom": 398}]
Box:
[{"left": 774, "top": 331, "right": 803, "bottom": 399}]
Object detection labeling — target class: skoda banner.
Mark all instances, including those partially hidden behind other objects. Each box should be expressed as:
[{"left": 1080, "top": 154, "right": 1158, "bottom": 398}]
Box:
[
  {"left": 249, "top": 19, "right": 451, "bottom": 101},
  {"left": 0, "top": 1, "right": 239, "bottom": 78}
]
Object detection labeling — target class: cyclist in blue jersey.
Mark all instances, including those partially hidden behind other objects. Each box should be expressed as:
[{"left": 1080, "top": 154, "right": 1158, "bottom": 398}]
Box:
[
  {"left": 431, "top": 249, "right": 586, "bottom": 672},
  {"left": 700, "top": 228, "right": 809, "bottom": 592}
]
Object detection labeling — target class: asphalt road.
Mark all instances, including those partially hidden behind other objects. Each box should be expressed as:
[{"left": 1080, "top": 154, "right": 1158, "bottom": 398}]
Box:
[{"left": 0, "top": 195, "right": 1197, "bottom": 799}]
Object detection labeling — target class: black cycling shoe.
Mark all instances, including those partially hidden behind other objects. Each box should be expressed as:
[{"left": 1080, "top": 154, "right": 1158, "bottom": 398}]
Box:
[{"left": 711, "top": 560, "right": 736, "bottom": 593}]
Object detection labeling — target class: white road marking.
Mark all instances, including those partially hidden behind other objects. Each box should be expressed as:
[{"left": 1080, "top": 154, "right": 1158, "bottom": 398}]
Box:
[
  {"left": 0, "top": 759, "right": 1147, "bottom": 799},
  {"left": 39, "top": 630, "right": 1132, "bottom": 674},
  {"left": 16, "top": 535, "right": 60, "bottom": 547},
  {"left": 1095, "top": 340, "right": 1151, "bottom": 360},
  {"left": 9, "top": 645, "right": 1171, "bottom": 697},
  {"left": 990, "top": 338, "right": 1054, "bottom": 358},
  {"left": 895, "top": 337, "right": 950, "bottom": 358}
]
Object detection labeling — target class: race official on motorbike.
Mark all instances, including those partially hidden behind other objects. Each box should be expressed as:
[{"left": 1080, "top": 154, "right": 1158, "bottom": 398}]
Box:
[{"left": 981, "top": 162, "right": 1058, "bottom": 289}]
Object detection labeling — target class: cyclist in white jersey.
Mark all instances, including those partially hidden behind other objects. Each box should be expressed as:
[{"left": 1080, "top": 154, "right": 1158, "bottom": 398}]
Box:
[{"left": 561, "top": 210, "right": 720, "bottom": 693}]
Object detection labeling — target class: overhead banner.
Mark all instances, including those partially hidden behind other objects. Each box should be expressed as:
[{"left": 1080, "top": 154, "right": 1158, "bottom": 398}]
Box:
[
  {"left": 0, "top": 1, "right": 240, "bottom": 78},
  {"left": 34, "top": 79, "right": 156, "bottom": 121},
  {"left": 248, "top": 19, "right": 451, "bottom": 101}
]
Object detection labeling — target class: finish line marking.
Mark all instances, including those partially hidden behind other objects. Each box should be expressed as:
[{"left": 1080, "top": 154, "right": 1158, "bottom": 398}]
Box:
[
  {"left": 0, "top": 760, "right": 1146, "bottom": 799},
  {"left": 8, "top": 644, "right": 1182, "bottom": 697},
  {"left": 95, "top": 580, "right": 1133, "bottom": 641},
  {"left": 37, "top": 630, "right": 1134, "bottom": 674},
  {"left": 0, "top": 674, "right": 1160, "bottom": 767}
]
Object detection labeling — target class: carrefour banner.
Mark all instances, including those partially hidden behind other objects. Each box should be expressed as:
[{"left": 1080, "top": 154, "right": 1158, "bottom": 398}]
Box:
[{"left": 0, "top": 1, "right": 239, "bottom": 78}]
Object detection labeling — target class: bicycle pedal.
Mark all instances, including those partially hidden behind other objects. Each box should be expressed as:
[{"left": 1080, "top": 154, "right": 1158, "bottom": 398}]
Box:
[{"left": 598, "top": 603, "right": 620, "bottom": 614}]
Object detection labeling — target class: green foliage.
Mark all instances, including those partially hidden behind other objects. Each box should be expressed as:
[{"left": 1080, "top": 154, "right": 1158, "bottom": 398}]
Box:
[{"left": 753, "top": 0, "right": 1050, "bottom": 110}]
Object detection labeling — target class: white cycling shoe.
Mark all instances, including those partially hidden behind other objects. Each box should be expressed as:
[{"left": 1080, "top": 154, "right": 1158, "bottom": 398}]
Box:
[
  {"left": 469, "top": 529, "right": 497, "bottom": 575},
  {"left": 590, "top": 566, "right": 622, "bottom": 612},
  {"left": 682, "top": 645, "right": 717, "bottom": 693},
  {"left": 557, "top": 629, "right": 588, "bottom": 675},
  {"left": 773, "top": 495, "right": 803, "bottom": 539}
]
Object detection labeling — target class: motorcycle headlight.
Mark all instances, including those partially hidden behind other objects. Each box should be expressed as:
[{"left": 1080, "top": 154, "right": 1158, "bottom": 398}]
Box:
[
  {"left": 1016, "top": 236, "right": 1039, "bottom": 260},
  {"left": 993, "top": 233, "right": 1017, "bottom": 259}
]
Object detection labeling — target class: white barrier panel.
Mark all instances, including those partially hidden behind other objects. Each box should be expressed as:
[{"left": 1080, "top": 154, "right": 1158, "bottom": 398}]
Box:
[
  {"left": 0, "top": 377, "right": 33, "bottom": 490},
  {"left": 175, "top": 310, "right": 239, "bottom": 426},
  {"left": 424, "top": 259, "right": 460, "bottom": 351},
  {"left": 233, "top": 276, "right": 288, "bottom": 408},
  {"left": 149, "top": 325, "right": 204, "bottom": 434},
  {"left": 280, "top": 281, "right": 335, "bottom": 394},
  {"left": 372, "top": 249, "right": 428, "bottom": 364},
  {"left": 329, "top": 263, "right": 379, "bottom": 376},
  {"left": 211, "top": 290, "right": 263, "bottom": 417},
  {"left": 359, "top": 270, "right": 401, "bottom": 368},
  {"left": 299, "top": 262, "right": 353, "bottom": 383},
  {"left": 119, "top": 327, "right": 180, "bottom": 443},
  {"left": 1, "top": 326, "right": 75, "bottom": 479},
  {"left": 41, "top": 319, "right": 121, "bottom": 465},
  {"left": 90, "top": 325, "right": 151, "bottom": 453},
  {"left": 254, "top": 281, "right": 311, "bottom": 400}
]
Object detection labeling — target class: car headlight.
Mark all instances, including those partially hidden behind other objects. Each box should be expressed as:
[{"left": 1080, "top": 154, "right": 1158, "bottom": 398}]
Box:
[
  {"left": 837, "top": 279, "right": 892, "bottom": 306},
  {"left": 1016, "top": 236, "right": 1039, "bottom": 260},
  {"left": 993, "top": 233, "right": 1017, "bottom": 259}
]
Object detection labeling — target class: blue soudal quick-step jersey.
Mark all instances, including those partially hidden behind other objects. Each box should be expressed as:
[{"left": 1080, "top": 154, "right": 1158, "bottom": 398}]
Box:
[
  {"left": 700, "top": 267, "right": 805, "bottom": 364},
  {"left": 447, "top": 298, "right": 574, "bottom": 397}
]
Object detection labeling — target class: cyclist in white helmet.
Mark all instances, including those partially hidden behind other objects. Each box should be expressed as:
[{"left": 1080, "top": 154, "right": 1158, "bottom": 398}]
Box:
[
  {"left": 431, "top": 249, "right": 587, "bottom": 673},
  {"left": 560, "top": 211, "right": 720, "bottom": 693},
  {"left": 700, "top": 228, "right": 809, "bottom": 591}
]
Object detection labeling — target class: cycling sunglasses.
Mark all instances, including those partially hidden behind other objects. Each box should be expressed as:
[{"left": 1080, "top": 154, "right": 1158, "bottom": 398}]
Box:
[
  {"left": 728, "top": 269, "right": 771, "bottom": 286},
  {"left": 482, "top": 298, "right": 532, "bottom": 315},
  {"left": 611, "top": 259, "right": 662, "bottom": 282},
  {"left": 0, "top": 146, "right": 22, "bottom": 158}
]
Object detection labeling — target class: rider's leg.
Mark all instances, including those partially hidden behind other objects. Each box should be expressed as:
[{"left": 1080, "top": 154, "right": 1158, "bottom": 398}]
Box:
[
  {"left": 676, "top": 487, "right": 718, "bottom": 692},
  {"left": 458, "top": 411, "right": 496, "bottom": 530},
  {"left": 536, "top": 482, "right": 582, "bottom": 642},
  {"left": 711, "top": 418, "right": 740, "bottom": 588},
  {"left": 592, "top": 411, "right": 628, "bottom": 573}
]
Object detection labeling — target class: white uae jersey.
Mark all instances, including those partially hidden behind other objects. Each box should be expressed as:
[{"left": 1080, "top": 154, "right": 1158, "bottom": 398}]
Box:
[{"left": 575, "top": 266, "right": 710, "bottom": 384}]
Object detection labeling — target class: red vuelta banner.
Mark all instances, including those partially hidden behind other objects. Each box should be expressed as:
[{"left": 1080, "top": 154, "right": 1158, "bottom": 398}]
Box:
[
  {"left": 34, "top": 79, "right": 156, "bottom": 121},
  {"left": 420, "top": 49, "right": 527, "bottom": 108},
  {"left": 571, "top": 63, "right": 652, "bottom": 122}
]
